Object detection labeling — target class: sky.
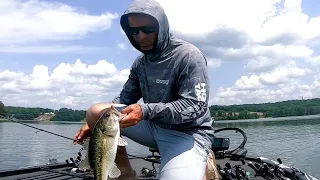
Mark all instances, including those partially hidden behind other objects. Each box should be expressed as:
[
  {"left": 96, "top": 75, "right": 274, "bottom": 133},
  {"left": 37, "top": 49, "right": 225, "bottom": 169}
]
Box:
[{"left": 1, "top": 0, "right": 320, "bottom": 110}]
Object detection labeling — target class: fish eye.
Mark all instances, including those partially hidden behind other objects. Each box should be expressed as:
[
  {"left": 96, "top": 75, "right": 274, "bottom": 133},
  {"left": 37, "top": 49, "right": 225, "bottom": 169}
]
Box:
[{"left": 104, "top": 112, "right": 110, "bottom": 118}]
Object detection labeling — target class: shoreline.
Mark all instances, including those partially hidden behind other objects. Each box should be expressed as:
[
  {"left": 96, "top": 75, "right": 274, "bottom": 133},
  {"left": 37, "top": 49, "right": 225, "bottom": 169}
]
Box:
[
  {"left": 215, "top": 114, "right": 320, "bottom": 123},
  {"left": 1, "top": 114, "right": 320, "bottom": 124},
  {"left": 0, "top": 119, "right": 86, "bottom": 124}
]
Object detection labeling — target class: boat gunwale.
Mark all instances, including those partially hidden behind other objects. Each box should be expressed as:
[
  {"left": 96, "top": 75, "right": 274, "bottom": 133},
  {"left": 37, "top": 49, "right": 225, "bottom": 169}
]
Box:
[{"left": 0, "top": 162, "right": 73, "bottom": 177}]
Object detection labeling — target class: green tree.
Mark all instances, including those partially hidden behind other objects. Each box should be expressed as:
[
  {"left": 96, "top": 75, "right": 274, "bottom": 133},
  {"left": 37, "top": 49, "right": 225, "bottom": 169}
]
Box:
[
  {"left": 0, "top": 101, "right": 7, "bottom": 116},
  {"left": 51, "top": 108, "right": 86, "bottom": 122},
  {"left": 210, "top": 98, "right": 320, "bottom": 121}
]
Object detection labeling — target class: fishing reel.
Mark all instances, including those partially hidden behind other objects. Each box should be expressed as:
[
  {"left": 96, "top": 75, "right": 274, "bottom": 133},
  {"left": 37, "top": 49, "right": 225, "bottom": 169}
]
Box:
[
  {"left": 217, "top": 161, "right": 250, "bottom": 180},
  {"left": 66, "top": 147, "right": 86, "bottom": 169},
  {"left": 139, "top": 148, "right": 160, "bottom": 178},
  {"left": 141, "top": 167, "right": 157, "bottom": 178}
]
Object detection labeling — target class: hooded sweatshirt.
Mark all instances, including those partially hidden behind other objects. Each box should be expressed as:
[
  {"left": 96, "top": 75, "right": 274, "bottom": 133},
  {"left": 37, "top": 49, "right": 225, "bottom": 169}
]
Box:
[{"left": 112, "top": 0, "right": 214, "bottom": 144}]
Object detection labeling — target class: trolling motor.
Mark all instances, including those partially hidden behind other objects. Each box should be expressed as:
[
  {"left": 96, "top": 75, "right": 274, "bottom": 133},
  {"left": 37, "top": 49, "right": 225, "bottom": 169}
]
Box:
[{"left": 213, "top": 127, "right": 248, "bottom": 161}]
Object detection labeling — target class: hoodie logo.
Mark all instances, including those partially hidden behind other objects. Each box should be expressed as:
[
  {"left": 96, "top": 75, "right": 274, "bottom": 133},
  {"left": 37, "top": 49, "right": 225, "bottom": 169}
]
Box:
[
  {"left": 156, "top": 79, "right": 169, "bottom": 85},
  {"left": 195, "top": 83, "right": 206, "bottom": 102}
]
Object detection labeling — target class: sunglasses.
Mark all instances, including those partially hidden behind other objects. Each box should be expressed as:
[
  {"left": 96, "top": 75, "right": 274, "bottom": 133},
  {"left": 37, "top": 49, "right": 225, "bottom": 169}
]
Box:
[{"left": 126, "top": 26, "right": 158, "bottom": 35}]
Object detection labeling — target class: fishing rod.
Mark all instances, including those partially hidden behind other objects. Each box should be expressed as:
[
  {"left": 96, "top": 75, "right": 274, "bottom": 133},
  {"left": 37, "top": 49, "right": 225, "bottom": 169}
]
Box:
[{"left": 1, "top": 114, "right": 75, "bottom": 142}]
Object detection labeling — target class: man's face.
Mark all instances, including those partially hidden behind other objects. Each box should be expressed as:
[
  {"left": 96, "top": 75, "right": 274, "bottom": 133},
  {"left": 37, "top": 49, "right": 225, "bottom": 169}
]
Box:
[{"left": 127, "top": 14, "right": 158, "bottom": 51}]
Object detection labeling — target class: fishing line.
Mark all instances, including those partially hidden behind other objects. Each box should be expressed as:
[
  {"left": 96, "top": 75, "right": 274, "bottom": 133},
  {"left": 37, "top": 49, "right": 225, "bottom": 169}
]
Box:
[
  {"left": 2, "top": 114, "right": 157, "bottom": 164},
  {"left": 1, "top": 115, "right": 75, "bottom": 142}
]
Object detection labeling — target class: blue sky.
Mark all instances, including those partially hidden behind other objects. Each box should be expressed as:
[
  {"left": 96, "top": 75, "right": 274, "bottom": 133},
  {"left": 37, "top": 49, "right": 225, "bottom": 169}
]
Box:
[{"left": 1, "top": 0, "right": 320, "bottom": 110}]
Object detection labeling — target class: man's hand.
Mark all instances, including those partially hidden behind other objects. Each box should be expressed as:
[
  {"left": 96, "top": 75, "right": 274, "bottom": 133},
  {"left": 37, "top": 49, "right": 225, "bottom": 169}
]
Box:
[
  {"left": 120, "top": 104, "right": 143, "bottom": 128},
  {"left": 73, "top": 123, "right": 91, "bottom": 144}
]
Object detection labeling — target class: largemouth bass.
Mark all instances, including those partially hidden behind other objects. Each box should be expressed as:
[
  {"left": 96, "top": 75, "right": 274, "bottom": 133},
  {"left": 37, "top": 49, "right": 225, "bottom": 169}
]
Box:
[{"left": 78, "top": 105, "right": 128, "bottom": 180}]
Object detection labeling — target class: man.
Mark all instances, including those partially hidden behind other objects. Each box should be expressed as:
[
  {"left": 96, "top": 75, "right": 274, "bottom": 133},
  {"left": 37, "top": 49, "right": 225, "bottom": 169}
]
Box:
[{"left": 74, "top": 0, "right": 215, "bottom": 179}]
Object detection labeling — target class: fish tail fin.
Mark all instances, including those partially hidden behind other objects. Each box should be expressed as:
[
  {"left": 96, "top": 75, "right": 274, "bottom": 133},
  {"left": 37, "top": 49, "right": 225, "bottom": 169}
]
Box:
[
  {"left": 118, "top": 137, "right": 128, "bottom": 146},
  {"left": 109, "top": 162, "right": 121, "bottom": 178},
  {"left": 78, "top": 138, "right": 91, "bottom": 171}
]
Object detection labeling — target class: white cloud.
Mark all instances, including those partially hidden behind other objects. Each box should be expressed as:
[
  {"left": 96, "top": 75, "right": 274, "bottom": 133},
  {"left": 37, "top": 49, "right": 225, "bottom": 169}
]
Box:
[
  {"left": 212, "top": 61, "right": 313, "bottom": 105},
  {"left": 3, "top": 0, "right": 320, "bottom": 109},
  {"left": 156, "top": 0, "right": 280, "bottom": 36},
  {"left": 157, "top": 0, "right": 320, "bottom": 65},
  {"left": 0, "top": 45, "right": 105, "bottom": 53},
  {"left": 281, "top": 45, "right": 314, "bottom": 57},
  {"left": 155, "top": 0, "right": 320, "bottom": 106},
  {"left": 252, "top": 44, "right": 314, "bottom": 58},
  {"left": 157, "top": 0, "right": 319, "bottom": 43},
  {"left": 246, "top": 57, "right": 280, "bottom": 72},
  {"left": 0, "top": 70, "right": 24, "bottom": 81},
  {"left": 1, "top": 0, "right": 118, "bottom": 44},
  {"left": 241, "top": 62, "right": 311, "bottom": 88},
  {"left": 282, "top": 0, "right": 302, "bottom": 13},
  {"left": 235, "top": 75, "right": 263, "bottom": 90},
  {"left": 117, "top": 42, "right": 127, "bottom": 50},
  {"left": 212, "top": 68, "right": 314, "bottom": 105},
  {"left": 0, "top": 59, "right": 317, "bottom": 110},
  {"left": 259, "top": 64, "right": 311, "bottom": 85},
  {"left": 0, "top": 0, "right": 118, "bottom": 52},
  {"left": 305, "top": 56, "right": 320, "bottom": 66},
  {"left": 0, "top": 60, "right": 130, "bottom": 110},
  {"left": 259, "top": 70, "right": 290, "bottom": 85},
  {"left": 207, "top": 58, "right": 222, "bottom": 68},
  {"left": 212, "top": 79, "right": 320, "bottom": 105}
]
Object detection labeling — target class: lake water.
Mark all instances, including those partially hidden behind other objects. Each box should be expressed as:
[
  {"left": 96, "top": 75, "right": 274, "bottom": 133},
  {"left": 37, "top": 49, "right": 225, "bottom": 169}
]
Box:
[{"left": 1, "top": 117, "right": 320, "bottom": 178}]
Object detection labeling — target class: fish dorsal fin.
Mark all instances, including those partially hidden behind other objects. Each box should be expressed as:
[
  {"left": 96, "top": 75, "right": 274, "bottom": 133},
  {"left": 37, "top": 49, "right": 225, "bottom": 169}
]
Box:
[
  {"left": 109, "top": 162, "right": 121, "bottom": 178},
  {"left": 118, "top": 137, "right": 128, "bottom": 146}
]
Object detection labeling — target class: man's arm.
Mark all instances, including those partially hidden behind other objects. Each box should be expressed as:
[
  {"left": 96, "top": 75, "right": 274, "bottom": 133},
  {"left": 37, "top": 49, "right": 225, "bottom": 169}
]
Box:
[
  {"left": 111, "top": 58, "right": 142, "bottom": 105},
  {"left": 140, "top": 49, "right": 210, "bottom": 124}
]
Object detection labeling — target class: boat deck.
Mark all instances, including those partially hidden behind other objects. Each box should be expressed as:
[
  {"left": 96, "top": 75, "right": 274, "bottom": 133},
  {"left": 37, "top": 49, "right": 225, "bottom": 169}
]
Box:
[{"left": 0, "top": 155, "right": 266, "bottom": 180}]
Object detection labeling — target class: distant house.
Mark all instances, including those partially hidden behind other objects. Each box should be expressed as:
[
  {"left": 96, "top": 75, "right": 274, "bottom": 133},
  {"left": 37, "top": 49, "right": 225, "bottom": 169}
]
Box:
[
  {"left": 44, "top": 112, "right": 55, "bottom": 115},
  {"left": 214, "top": 111, "right": 265, "bottom": 118},
  {"left": 249, "top": 111, "right": 264, "bottom": 117},
  {"left": 35, "top": 112, "right": 55, "bottom": 121}
]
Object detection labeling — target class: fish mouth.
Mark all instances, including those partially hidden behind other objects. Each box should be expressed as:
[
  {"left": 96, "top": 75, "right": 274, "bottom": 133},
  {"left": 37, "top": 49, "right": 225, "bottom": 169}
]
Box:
[
  {"left": 90, "top": 106, "right": 124, "bottom": 132},
  {"left": 112, "top": 104, "right": 127, "bottom": 112},
  {"left": 110, "top": 105, "right": 126, "bottom": 118}
]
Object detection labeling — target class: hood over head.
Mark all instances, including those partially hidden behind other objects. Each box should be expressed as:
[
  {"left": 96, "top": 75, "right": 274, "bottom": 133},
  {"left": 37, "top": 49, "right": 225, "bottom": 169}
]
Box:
[{"left": 120, "top": 0, "right": 170, "bottom": 55}]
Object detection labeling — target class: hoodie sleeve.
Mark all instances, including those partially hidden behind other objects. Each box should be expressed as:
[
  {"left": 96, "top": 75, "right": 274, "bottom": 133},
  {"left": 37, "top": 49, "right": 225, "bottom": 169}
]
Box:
[
  {"left": 111, "top": 58, "right": 142, "bottom": 105},
  {"left": 140, "top": 49, "right": 210, "bottom": 124}
]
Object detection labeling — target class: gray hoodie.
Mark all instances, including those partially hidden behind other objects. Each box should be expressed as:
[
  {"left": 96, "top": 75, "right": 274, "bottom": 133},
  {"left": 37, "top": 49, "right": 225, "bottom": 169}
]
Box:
[{"left": 112, "top": 0, "right": 214, "bottom": 145}]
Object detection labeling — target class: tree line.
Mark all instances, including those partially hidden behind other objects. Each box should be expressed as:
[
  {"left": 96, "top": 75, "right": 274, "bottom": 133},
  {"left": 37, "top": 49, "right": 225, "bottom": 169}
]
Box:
[
  {"left": 0, "top": 101, "right": 7, "bottom": 117},
  {"left": 0, "top": 101, "right": 86, "bottom": 122},
  {"left": 50, "top": 108, "right": 86, "bottom": 122},
  {"left": 210, "top": 98, "right": 320, "bottom": 120},
  {"left": 1, "top": 98, "right": 320, "bottom": 121}
]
